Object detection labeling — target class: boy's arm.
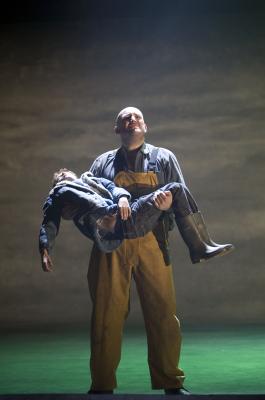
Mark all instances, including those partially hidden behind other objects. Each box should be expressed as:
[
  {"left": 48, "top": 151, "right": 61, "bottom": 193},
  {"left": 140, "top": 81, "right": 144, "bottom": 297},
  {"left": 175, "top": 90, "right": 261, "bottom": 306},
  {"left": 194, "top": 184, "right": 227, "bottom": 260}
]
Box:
[
  {"left": 41, "top": 248, "right": 53, "bottom": 272},
  {"left": 100, "top": 178, "right": 131, "bottom": 203},
  {"left": 100, "top": 178, "right": 132, "bottom": 220},
  {"left": 39, "top": 195, "right": 61, "bottom": 271}
]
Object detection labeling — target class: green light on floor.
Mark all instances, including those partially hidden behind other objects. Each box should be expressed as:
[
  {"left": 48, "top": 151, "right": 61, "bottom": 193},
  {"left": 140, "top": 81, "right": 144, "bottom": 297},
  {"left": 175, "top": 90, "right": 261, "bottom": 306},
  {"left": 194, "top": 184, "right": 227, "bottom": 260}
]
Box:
[{"left": 0, "top": 326, "right": 265, "bottom": 394}]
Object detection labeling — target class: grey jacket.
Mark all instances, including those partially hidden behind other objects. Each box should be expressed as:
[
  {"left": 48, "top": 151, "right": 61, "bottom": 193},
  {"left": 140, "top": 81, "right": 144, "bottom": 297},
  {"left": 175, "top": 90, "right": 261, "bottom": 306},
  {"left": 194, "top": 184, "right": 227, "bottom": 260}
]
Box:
[{"left": 39, "top": 173, "right": 130, "bottom": 253}]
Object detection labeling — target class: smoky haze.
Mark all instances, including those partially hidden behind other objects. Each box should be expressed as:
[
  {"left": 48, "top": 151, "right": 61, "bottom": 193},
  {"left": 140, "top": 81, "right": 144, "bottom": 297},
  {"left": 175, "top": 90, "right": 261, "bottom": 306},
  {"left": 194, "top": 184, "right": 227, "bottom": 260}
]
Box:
[{"left": 0, "top": 7, "right": 265, "bottom": 329}]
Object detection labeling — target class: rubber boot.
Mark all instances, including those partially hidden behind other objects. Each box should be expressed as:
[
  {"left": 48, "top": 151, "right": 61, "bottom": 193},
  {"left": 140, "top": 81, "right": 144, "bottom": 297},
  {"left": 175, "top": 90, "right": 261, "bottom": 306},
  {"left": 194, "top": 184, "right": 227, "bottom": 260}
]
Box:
[
  {"left": 176, "top": 214, "right": 232, "bottom": 264},
  {"left": 193, "top": 211, "right": 234, "bottom": 253}
]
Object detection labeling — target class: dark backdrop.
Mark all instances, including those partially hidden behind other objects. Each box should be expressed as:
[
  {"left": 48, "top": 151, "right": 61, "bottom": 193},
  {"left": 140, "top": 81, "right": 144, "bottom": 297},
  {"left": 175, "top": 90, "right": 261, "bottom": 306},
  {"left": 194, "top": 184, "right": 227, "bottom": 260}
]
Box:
[{"left": 1, "top": 1, "right": 264, "bottom": 329}]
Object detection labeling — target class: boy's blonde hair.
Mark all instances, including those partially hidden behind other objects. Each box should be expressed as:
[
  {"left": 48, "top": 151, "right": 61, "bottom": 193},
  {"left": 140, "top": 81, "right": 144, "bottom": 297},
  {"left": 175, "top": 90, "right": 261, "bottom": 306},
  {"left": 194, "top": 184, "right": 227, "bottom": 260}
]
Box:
[{"left": 52, "top": 168, "right": 77, "bottom": 187}]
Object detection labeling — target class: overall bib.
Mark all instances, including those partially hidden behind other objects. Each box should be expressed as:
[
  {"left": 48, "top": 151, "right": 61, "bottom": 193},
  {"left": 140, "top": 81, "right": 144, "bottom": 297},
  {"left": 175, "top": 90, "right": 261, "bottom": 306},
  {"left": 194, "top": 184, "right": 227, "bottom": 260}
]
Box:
[{"left": 87, "top": 166, "right": 185, "bottom": 390}]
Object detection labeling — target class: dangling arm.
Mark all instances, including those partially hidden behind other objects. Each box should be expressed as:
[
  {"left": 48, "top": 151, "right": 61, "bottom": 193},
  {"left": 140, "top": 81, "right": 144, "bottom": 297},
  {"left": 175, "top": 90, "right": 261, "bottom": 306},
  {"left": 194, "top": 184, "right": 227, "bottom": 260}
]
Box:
[{"left": 39, "top": 195, "right": 61, "bottom": 272}]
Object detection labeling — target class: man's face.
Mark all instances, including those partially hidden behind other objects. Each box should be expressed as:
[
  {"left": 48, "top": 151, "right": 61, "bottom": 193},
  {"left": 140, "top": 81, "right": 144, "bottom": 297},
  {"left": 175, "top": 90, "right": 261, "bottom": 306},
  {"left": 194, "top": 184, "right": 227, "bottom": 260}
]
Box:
[{"left": 115, "top": 107, "right": 147, "bottom": 146}]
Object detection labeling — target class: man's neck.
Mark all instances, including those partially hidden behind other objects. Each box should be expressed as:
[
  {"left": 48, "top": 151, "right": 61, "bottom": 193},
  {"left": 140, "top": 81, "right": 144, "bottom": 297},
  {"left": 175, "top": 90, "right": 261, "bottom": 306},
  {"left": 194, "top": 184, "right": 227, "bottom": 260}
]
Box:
[
  {"left": 122, "top": 145, "right": 142, "bottom": 153},
  {"left": 122, "top": 141, "right": 144, "bottom": 152},
  {"left": 122, "top": 144, "right": 143, "bottom": 171}
]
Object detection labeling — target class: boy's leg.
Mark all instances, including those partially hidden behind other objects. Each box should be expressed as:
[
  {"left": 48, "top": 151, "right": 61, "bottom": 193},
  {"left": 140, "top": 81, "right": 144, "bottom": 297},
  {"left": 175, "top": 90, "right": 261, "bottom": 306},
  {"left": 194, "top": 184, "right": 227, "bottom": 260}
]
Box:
[
  {"left": 127, "top": 182, "right": 234, "bottom": 263},
  {"left": 123, "top": 182, "right": 193, "bottom": 239},
  {"left": 161, "top": 184, "right": 234, "bottom": 262},
  {"left": 97, "top": 182, "right": 193, "bottom": 240}
]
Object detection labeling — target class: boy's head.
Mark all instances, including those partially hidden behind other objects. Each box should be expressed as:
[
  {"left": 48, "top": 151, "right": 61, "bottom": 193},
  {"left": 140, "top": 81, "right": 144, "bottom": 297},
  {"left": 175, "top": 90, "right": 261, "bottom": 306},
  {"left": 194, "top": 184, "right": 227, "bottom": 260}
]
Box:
[{"left": 52, "top": 168, "right": 77, "bottom": 187}]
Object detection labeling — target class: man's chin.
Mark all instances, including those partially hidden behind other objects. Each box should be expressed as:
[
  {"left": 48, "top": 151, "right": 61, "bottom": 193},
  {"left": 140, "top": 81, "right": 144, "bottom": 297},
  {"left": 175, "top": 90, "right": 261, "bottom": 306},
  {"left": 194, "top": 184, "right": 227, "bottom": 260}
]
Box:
[{"left": 125, "top": 128, "right": 143, "bottom": 135}]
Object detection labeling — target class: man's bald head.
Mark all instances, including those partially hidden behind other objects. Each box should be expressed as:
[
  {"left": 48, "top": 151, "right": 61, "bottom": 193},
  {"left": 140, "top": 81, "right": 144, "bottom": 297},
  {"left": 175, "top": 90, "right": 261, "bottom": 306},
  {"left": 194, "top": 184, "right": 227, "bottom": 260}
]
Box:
[
  {"left": 114, "top": 107, "right": 147, "bottom": 150},
  {"left": 115, "top": 107, "right": 144, "bottom": 125}
]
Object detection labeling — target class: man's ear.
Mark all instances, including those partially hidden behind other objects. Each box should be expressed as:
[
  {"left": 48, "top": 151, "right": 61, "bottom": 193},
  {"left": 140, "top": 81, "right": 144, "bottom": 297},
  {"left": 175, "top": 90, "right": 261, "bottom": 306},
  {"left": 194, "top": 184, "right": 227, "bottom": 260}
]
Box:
[
  {"left": 144, "top": 123, "right": 147, "bottom": 133},
  {"left": 114, "top": 125, "right": 120, "bottom": 134}
]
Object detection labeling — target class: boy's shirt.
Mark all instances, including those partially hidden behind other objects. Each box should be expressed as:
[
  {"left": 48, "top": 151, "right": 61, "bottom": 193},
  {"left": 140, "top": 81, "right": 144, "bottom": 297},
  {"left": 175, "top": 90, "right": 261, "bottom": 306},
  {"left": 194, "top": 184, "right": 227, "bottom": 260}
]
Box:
[{"left": 39, "top": 173, "right": 130, "bottom": 254}]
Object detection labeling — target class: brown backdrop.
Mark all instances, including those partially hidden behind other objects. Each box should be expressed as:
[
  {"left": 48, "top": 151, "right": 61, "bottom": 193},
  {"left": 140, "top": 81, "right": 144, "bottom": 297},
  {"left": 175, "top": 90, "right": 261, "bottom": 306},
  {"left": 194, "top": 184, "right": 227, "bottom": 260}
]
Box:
[{"left": 1, "top": 7, "right": 264, "bottom": 329}]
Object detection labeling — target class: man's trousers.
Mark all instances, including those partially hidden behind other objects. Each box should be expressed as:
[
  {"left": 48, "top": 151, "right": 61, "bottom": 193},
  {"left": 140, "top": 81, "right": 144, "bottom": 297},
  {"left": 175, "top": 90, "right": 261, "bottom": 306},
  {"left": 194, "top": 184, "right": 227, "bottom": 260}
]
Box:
[{"left": 87, "top": 232, "right": 185, "bottom": 390}]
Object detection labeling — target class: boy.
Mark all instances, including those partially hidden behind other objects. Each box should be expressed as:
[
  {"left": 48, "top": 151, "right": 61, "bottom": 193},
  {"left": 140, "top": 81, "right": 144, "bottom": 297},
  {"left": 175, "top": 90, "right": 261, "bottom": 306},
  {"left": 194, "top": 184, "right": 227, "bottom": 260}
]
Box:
[{"left": 39, "top": 168, "right": 233, "bottom": 271}]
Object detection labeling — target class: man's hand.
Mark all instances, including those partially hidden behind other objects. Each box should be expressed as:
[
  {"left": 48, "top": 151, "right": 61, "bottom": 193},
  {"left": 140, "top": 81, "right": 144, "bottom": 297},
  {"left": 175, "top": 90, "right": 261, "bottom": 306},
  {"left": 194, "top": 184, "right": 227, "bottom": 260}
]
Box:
[
  {"left": 153, "top": 190, "right": 172, "bottom": 211},
  {"left": 118, "top": 196, "right": 131, "bottom": 220},
  {"left": 41, "top": 248, "right": 53, "bottom": 272}
]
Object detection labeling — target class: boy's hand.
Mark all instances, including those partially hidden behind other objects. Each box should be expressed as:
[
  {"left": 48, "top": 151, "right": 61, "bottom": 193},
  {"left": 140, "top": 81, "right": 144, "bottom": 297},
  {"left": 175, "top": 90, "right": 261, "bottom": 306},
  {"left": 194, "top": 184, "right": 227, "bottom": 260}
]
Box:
[
  {"left": 153, "top": 190, "right": 172, "bottom": 210},
  {"left": 118, "top": 196, "right": 131, "bottom": 220},
  {"left": 41, "top": 248, "right": 53, "bottom": 272}
]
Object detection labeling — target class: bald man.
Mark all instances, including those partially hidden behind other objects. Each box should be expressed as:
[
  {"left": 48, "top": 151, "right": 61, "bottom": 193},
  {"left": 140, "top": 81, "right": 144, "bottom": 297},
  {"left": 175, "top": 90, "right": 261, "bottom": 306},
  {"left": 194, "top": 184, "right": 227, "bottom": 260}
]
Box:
[{"left": 87, "top": 107, "right": 231, "bottom": 395}]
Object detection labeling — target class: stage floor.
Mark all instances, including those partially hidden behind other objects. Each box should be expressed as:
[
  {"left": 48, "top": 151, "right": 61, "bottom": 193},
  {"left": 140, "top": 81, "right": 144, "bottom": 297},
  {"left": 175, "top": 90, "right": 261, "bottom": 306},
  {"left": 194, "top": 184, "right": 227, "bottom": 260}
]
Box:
[{"left": 1, "top": 326, "right": 265, "bottom": 395}]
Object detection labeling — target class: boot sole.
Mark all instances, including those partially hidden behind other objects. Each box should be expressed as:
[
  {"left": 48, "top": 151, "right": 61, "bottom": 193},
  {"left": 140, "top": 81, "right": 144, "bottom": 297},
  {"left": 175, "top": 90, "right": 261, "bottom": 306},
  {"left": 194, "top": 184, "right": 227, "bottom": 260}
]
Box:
[{"left": 192, "top": 245, "right": 235, "bottom": 264}]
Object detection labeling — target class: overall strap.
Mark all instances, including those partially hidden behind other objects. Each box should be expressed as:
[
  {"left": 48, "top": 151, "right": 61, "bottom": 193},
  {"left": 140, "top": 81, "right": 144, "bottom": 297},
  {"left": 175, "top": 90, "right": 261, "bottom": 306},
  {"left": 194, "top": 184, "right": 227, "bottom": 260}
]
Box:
[
  {"left": 113, "top": 148, "right": 126, "bottom": 176},
  {"left": 147, "top": 147, "right": 159, "bottom": 172}
]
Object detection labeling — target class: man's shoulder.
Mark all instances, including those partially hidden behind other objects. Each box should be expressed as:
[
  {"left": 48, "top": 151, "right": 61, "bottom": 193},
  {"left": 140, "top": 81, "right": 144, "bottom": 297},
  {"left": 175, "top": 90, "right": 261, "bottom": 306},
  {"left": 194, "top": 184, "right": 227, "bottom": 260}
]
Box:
[
  {"left": 93, "top": 148, "right": 119, "bottom": 162},
  {"left": 145, "top": 143, "right": 176, "bottom": 159},
  {"left": 90, "top": 148, "right": 120, "bottom": 177}
]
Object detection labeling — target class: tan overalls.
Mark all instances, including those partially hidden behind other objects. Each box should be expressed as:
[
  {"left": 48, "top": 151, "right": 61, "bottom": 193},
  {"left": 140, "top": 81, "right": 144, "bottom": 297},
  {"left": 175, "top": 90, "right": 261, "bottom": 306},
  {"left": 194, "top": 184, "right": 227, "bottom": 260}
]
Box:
[{"left": 87, "top": 169, "right": 185, "bottom": 390}]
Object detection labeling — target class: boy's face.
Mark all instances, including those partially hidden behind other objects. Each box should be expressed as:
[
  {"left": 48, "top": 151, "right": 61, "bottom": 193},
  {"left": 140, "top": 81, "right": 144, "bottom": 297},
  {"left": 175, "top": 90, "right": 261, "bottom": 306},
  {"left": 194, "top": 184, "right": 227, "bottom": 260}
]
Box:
[{"left": 56, "top": 170, "right": 77, "bottom": 184}]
